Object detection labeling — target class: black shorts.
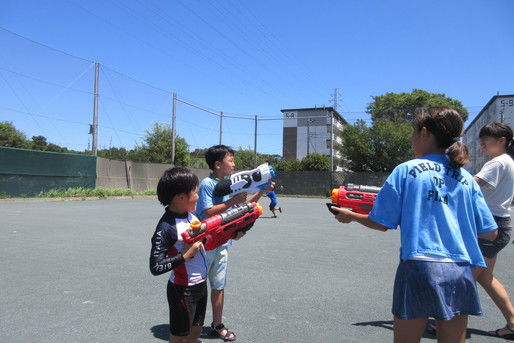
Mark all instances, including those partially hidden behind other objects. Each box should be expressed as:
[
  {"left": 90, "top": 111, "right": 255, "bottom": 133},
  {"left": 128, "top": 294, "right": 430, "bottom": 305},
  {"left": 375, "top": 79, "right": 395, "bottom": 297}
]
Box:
[
  {"left": 478, "top": 216, "right": 511, "bottom": 259},
  {"left": 167, "top": 281, "right": 207, "bottom": 337}
]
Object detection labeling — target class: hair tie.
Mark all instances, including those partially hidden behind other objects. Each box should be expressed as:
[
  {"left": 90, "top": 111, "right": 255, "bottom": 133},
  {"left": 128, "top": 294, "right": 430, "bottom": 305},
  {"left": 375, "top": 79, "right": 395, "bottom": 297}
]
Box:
[{"left": 453, "top": 137, "right": 461, "bottom": 142}]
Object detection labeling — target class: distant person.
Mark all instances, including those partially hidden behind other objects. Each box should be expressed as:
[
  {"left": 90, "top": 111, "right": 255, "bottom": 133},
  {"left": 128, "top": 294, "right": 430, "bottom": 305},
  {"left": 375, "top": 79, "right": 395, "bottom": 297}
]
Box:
[
  {"left": 196, "top": 145, "right": 273, "bottom": 341},
  {"left": 149, "top": 167, "right": 207, "bottom": 343},
  {"left": 266, "top": 188, "right": 282, "bottom": 217},
  {"left": 331, "top": 107, "right": 497, "bottom": 343},
  {"left": 473, "top": 122, "right": 514, "bottom": 339}
]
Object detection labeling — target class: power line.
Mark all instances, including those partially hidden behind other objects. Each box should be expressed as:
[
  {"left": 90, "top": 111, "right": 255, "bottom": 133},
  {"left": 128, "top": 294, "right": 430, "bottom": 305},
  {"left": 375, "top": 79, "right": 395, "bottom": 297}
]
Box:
[{"left": 0, "top": 26, "right": 94, "bottom": 63}]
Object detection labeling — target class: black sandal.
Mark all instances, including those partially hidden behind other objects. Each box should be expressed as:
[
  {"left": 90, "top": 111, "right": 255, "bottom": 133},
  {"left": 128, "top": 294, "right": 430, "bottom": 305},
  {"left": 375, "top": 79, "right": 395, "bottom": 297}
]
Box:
[
  {"left": 211, "top": 323, "right": 236, "bottom": 342},
  {"left": 489, "top": 324, "right": 514, "bottom": 339}
]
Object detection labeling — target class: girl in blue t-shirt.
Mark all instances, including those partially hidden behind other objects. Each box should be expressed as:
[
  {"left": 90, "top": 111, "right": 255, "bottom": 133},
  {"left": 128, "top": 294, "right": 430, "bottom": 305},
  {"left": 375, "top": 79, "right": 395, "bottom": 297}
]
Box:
[{"left": 331, "top": 107, "right": 498, "bottom": 343}]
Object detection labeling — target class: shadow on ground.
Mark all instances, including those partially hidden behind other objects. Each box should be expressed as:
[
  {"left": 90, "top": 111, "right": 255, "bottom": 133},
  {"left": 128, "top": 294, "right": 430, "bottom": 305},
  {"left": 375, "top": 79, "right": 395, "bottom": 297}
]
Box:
[
  {"left": 353, "top": 320, "right": 494, "bottom": 340},
  {"left": 150, "top": 324, "right": 218, "bottom": 341}
]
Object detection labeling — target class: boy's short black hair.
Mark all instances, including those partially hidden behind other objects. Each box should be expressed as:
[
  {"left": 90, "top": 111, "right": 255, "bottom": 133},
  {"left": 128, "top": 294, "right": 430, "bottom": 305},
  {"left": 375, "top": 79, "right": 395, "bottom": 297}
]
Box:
[
  {"left": 157, "top": 167, "right": 199, "bottom": 206},
  {"left": 205, "top": 145, "right": 234, "bottom": 170}
]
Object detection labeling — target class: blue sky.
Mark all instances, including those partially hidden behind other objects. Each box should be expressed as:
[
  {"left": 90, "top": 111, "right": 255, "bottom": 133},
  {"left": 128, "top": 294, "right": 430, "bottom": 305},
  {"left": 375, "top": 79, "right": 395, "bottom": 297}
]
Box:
[{"left": 1, "top": 0, "right": 513, "bottom": 154}]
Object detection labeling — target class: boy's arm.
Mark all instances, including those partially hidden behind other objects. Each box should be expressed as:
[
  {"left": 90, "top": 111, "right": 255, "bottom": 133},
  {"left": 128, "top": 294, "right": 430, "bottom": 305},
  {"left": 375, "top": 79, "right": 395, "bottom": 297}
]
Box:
[
  {"left": 246, "top": 182, "right": 275, "bottom": 203},
  {"left": 149, "top": 224, "right": 185, "bottom": 276},
  {"left": 331, "top": 207, "right": 389, "bottom": 232},
  {"left": 202, "top": 192, "right": 247, "bottom": 217}
]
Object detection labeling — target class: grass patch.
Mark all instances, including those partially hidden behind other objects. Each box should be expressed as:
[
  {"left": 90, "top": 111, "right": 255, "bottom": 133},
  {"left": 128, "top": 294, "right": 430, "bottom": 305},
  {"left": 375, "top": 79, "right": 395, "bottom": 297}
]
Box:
[{"left": 37, "top": 187, "right": 156, "bottom": 199}]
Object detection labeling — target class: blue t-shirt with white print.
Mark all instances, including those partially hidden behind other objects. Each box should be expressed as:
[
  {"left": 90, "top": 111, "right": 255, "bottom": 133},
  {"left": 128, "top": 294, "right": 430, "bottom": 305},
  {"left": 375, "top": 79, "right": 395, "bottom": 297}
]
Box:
[
  {"left": 368, "top": 154, "right": 497, "bottom": 268},
  {"left": 196, "top": 174, "right": 232, "bottom": 247}
]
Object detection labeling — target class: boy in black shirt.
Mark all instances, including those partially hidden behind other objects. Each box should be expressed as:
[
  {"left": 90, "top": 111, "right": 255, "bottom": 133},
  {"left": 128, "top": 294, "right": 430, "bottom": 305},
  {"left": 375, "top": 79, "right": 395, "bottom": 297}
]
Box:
[{"left": 150, "top": 167, "right": 208, "bottom": 343}]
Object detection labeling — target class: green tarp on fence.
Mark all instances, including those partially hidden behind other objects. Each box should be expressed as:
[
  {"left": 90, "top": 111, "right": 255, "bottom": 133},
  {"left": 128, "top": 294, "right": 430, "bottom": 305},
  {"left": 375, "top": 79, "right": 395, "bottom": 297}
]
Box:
[{"left": 0, "top": 147, "right": 96, "bottom": 197}]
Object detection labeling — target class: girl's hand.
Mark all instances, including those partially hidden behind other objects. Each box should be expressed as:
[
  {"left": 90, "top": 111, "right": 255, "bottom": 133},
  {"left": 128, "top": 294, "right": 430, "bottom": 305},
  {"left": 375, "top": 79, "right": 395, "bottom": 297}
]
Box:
[{"left": 331, "top": 206, "right": 355, "bottom": 223}]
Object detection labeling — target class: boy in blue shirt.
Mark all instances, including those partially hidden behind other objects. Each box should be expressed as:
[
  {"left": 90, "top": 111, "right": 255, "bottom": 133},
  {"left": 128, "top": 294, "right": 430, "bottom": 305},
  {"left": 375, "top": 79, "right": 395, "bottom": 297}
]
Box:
[
  {"left": 196, "top": 145, "right": 272, "bottom": 341},
  {"left": 332, "top": 107, "right": 497, "bottom": 343},
  {"left": 266, "top": 189, "right": 282, "bottom": 217}
]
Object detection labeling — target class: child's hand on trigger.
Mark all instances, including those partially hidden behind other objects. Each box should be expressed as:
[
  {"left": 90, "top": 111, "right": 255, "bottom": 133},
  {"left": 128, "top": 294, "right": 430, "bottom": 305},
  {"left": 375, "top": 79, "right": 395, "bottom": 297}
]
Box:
[
  {"left": 233, "top": 231, "right": 246, "bottom": 240},
  {"left": 182, "top": 241, "right": 203, "bottom": 260},
  {"left": 332, "top": 207, "right": 354, "bottom": 223},
  {"left": 229, "top": 192, "right": 247, "bottom": 206}
]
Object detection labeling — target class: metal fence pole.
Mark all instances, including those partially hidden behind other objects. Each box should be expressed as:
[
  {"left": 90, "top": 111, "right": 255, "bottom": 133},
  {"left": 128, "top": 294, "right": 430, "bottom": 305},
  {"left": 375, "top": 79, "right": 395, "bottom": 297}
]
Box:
[
  {"left": 219, "top": 111, "right": 223, "bottom": 144},
  {"left": 171, "top": 92, "right": 177, "bottom": 165},
  {"left": 253, "top": 115, "right": 258, "bottom": 167},
  {"left": 91, "top": 62, "right": 99, "bottom": 155}
]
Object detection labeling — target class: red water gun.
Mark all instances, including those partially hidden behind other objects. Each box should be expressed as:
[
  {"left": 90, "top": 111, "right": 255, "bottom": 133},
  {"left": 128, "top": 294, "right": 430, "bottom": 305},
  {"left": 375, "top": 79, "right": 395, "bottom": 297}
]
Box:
[
  {"left": 182, "top": 202, "right": 263, "bottom": 250},
  {"left": 327, "top": 184, "right": 381, "bottom": 215}
]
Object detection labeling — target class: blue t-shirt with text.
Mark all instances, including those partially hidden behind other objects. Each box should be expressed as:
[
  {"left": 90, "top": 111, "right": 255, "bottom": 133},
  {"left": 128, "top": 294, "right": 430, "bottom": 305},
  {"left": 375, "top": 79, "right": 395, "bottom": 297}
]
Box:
[
  {"left": 368, "top": 154, "right": 497, "bottom": 267},
  {"left": 196, "top": 174, "right": 232, "bottom": 247}
]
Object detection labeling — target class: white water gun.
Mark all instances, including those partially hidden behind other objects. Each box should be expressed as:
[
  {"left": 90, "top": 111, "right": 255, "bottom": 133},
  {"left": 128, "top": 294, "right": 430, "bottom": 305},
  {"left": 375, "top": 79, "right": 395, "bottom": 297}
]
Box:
[{"left": 213, "top": 163, "right": 276, "bottom": 197}]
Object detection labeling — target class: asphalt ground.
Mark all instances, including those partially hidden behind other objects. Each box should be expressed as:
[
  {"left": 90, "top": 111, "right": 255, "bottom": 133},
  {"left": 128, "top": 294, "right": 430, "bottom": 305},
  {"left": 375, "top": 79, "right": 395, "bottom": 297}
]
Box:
[{"left": 0, "top": 197, "right": 513, "bottom": 343}]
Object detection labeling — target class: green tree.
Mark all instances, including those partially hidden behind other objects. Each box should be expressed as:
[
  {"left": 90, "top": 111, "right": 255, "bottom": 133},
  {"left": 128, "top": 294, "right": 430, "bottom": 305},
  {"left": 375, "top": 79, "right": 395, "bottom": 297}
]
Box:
[
  {"left": 370, "top": 120, "right": 413, "bottom": 171},
  {"left": 338, "top": 120, "right": 374, "bottom": 171},
  {"left": 98, "top": 147, "right": 129, "bottom": 160},
  {"left": 0, "top": 122, "right": 29, "bottom": 148},
  {"left": 139, "top": 123, "right": 190, "bottom": 165},
  {"left": 367, "top": 89, "right": 468, "bottom": 122},
  {"left": 339, "top": 119, "right": 413, "bottom": 172},
  {"left": 274, "top": 159, "right": 301, "bottom": 171},
  {"left": 31, "top": 135, "right": 48, "bottom": 150},
  {"left": 233, "top": 148, "right": 267, "bottom": 170},
  {"left": 300, "top": 153, "right": 330, "bottom": 171}
]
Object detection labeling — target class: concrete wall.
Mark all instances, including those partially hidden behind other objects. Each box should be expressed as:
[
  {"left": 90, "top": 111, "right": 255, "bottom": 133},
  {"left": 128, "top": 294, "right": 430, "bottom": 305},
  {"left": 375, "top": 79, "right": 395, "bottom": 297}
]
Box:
[
  {"left": 1, "top": 147, "right": 388, "bottom": 197},
  {"left": 96, "top": 157, "right": 210, "bottom": 192}
]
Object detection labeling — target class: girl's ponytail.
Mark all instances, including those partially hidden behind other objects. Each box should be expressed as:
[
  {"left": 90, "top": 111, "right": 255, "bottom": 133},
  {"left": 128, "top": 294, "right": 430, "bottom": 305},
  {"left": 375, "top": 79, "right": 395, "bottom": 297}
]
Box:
[{"left": 446, "top": 141, "right": 469, "bottom": 169}]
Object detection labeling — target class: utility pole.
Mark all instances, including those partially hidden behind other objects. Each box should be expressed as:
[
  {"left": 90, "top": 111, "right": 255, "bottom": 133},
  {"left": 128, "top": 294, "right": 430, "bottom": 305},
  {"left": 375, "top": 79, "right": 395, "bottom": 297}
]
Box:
[
  {"left": 91, "top": 62, "right": 99, "bottom": 155},
  {"left": 307, "top": 119, "right": 313, "bottom": 156},
  {"left": 171, "top": 92, "right": 177, "bottom": 165},
  {"left": 253, "top": 115, "right": 258, "bottom": 168},
  {"left": 219, "top": 111, "right": 223, "bottom": 144}
]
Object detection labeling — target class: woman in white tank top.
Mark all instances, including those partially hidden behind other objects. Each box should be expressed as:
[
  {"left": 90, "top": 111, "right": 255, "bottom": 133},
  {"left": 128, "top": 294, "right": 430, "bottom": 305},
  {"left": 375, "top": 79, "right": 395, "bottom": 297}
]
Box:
[{"left": 474, "top": 122, "right": 514, "bottom": 339}]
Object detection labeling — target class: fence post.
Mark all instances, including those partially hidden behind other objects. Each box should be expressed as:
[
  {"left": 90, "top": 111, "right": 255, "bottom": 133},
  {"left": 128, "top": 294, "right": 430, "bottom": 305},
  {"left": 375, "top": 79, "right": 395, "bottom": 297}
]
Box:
[
  {"left": 253, "top": 115, "right": 258, "bottom": 168},
  {"left": 91, "top": 62, "right": 99, "bottom": 155},
  {"left": 171, "top": 92, "right": 177, "bottom": 165},
  {"left": 219, "top": 111, "right": 223, "bottom": 144}
]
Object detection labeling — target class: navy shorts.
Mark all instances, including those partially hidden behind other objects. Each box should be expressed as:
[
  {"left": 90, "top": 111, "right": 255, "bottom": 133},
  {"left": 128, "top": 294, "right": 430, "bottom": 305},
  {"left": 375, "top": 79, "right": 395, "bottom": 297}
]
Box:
[
  {"left": 478, "top": 216, "right": 511, "bottom": 259},
  {"left": 167, "top": 281, "right": 207, "bottom": 336},
  {"left": 392, "top": 260, "right": 482, "bottom": 320}
]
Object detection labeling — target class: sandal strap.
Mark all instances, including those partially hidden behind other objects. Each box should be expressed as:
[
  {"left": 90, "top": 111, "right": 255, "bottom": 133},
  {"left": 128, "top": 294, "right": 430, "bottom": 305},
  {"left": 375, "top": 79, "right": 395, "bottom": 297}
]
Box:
[{"left": 214, "top": 323, "right": 226, "bottom": 331}]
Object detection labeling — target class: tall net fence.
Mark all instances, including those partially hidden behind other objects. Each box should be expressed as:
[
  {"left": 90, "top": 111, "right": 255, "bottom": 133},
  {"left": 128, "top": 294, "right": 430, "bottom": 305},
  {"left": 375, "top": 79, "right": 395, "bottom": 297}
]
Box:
[
  {"left": 1, "top": 28, "right": 284, "bottom": 160},
  {"left": 0, "top": 28, "right": 94, "bottom": 151}
]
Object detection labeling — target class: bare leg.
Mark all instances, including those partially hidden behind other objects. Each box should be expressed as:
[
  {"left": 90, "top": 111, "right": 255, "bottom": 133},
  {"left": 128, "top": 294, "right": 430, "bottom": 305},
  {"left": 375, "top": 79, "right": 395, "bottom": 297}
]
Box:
[
  {"left": 170, "top": 326, "right": 202, "bottom": 343},
  {"left": 393, "top": 317, "right": 427, "bottom": 343},
  {"left": 211, "top": 289, "right": 224, "bottom": 326},
  {"left": 435, "top": 315, "right": 467, "bottom": 343},
  {"left": 170, "top": 335, "right": 188, "bottom": 343},
  {"left": 211, "top": 289, "right": 235, "bottom": 340},
  {"left": 187, "top": 326, "right": 203, "bottom": 343},
  {"left": 475, "top": 255, "right": 514, "bottom": 333}
]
